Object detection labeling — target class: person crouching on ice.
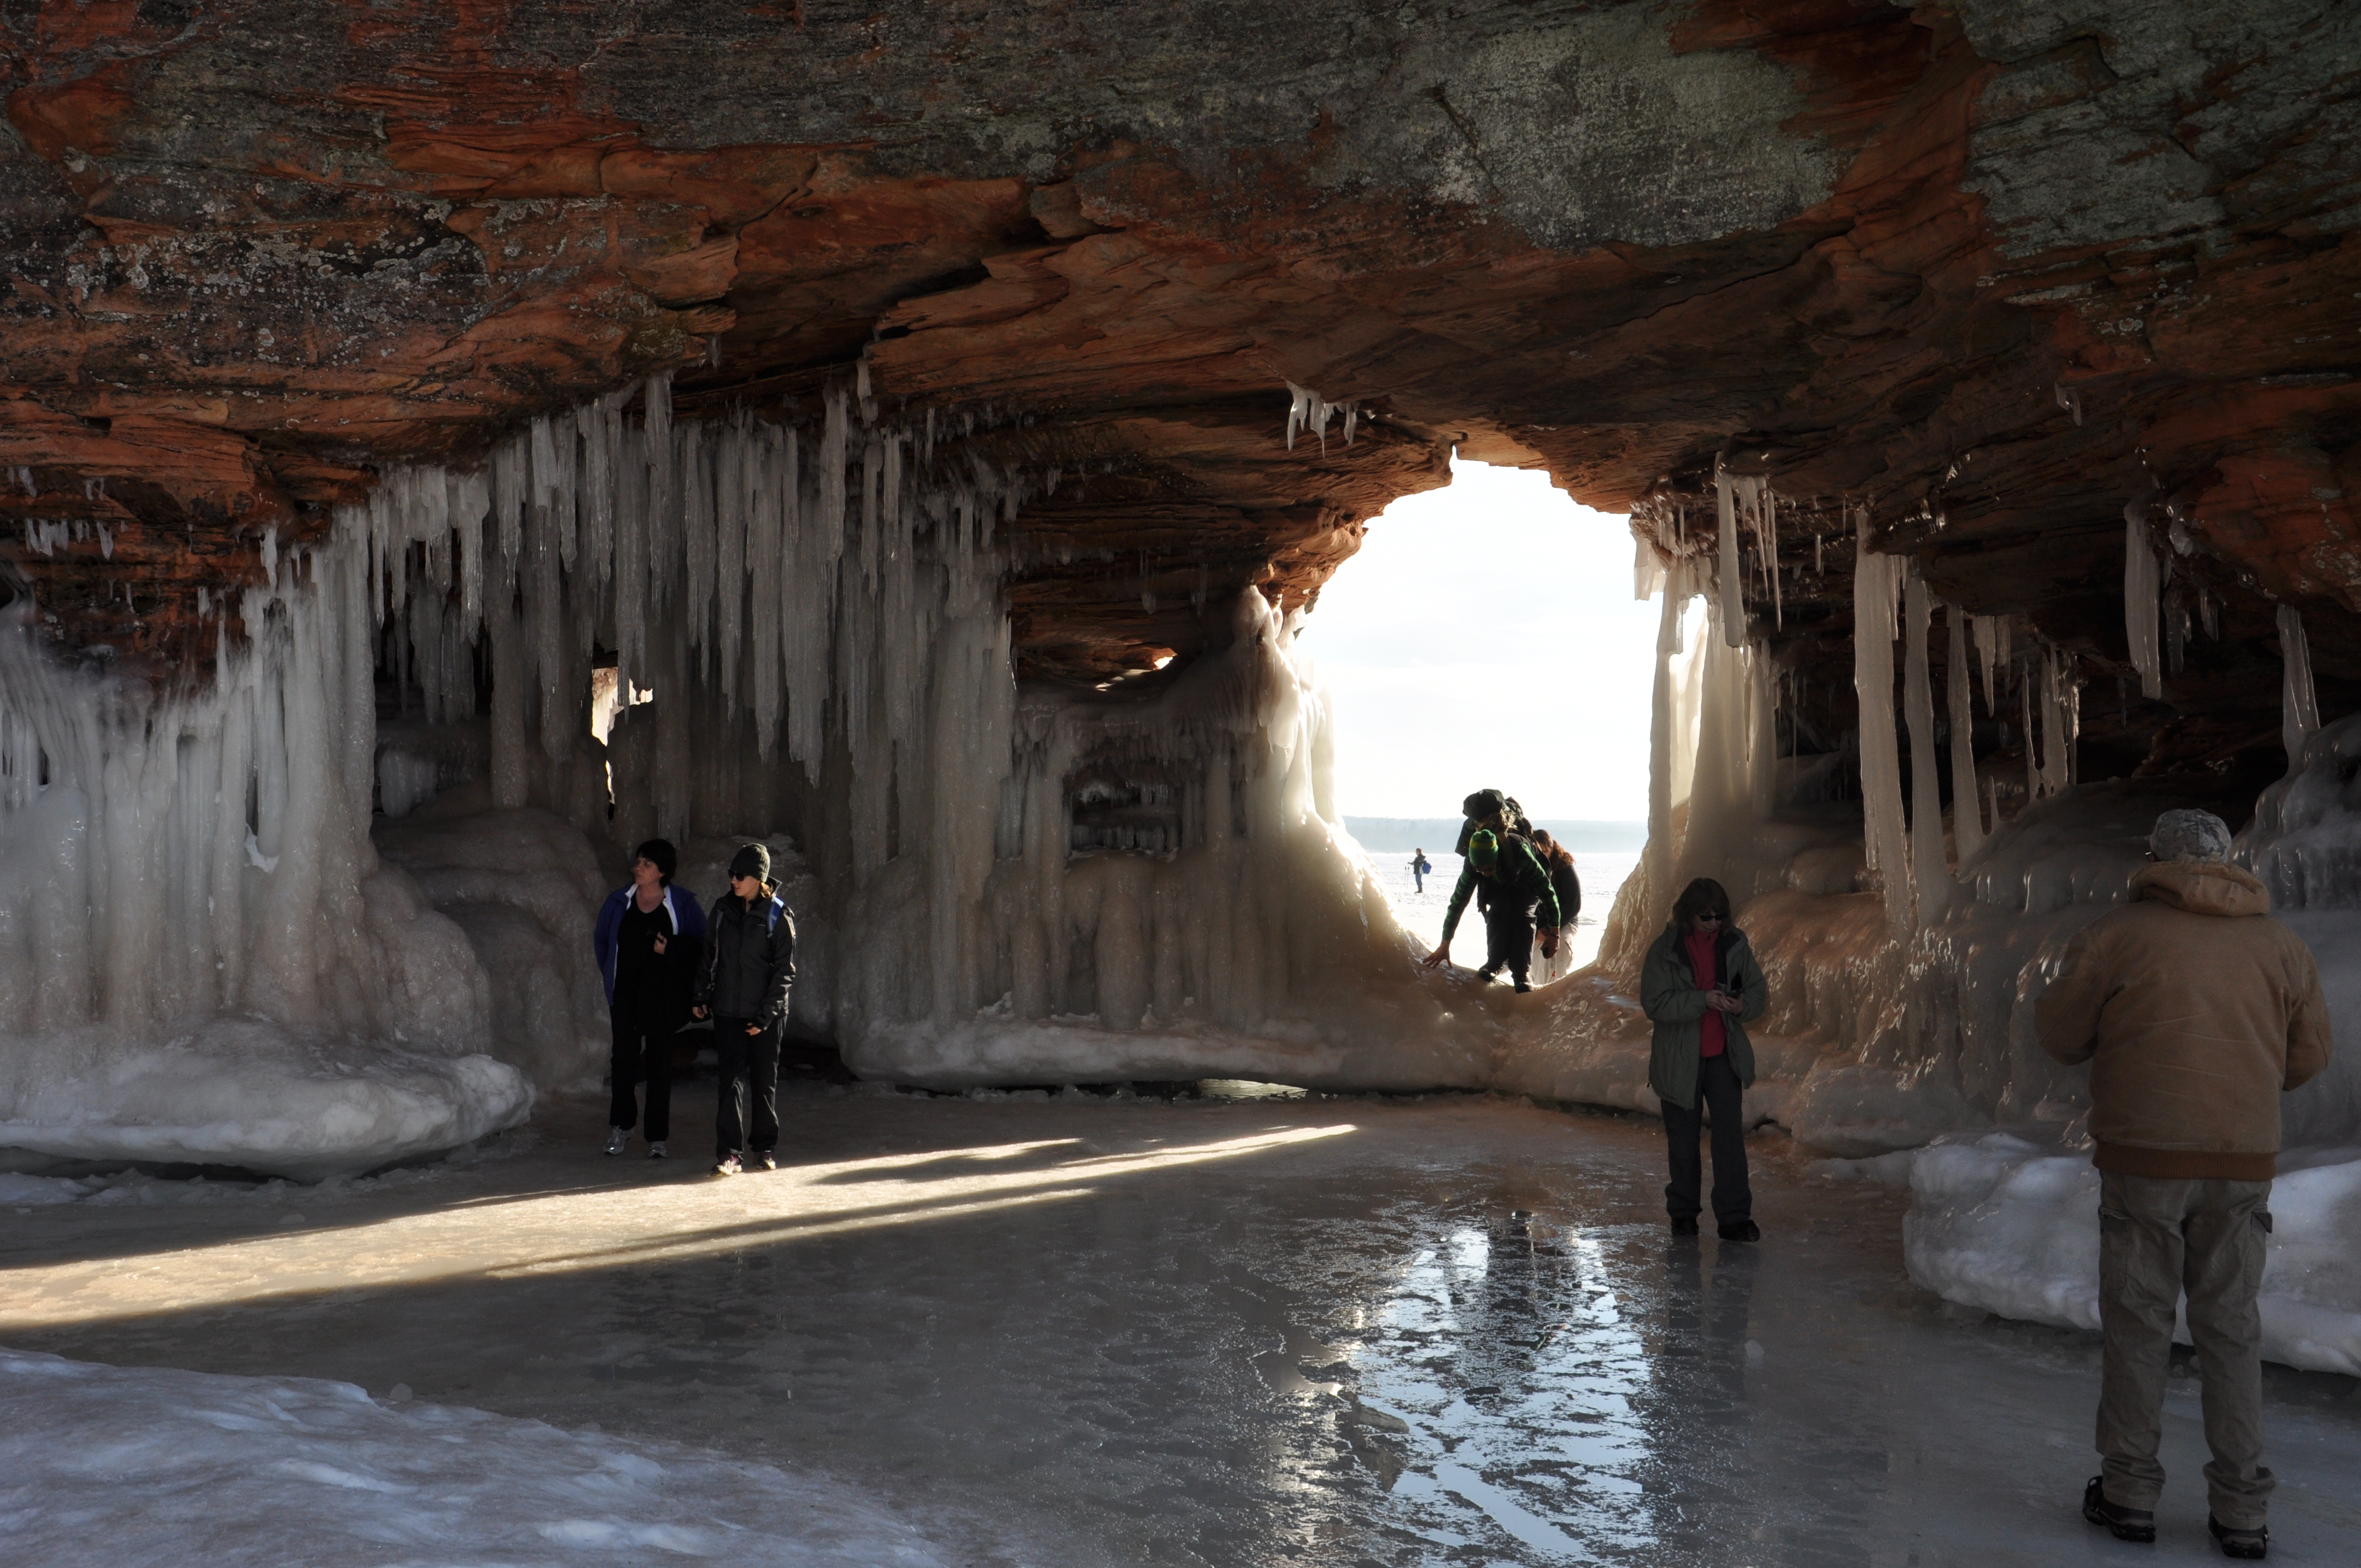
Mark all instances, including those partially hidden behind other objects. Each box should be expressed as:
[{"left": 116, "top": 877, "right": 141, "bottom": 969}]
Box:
[
  {"left": 1641, "top": 877, "right": 1765, "bottom": 1242},
  {"left": 1421, "top": 827, "right": 1560, "bottom": 992},
  {"left": 592, "top": 837, "right": 705, "bottom": 1159},
  {"left": 692, "top": 843, "right": 796, "bottom": 1177},
  {"left": 2036, "top": 809, "right": 2329, "bottom": 1560}
]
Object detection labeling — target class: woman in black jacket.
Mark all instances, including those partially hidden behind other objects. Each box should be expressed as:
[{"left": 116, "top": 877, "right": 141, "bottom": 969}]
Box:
[{"left": 692, "top": 843, "right": 797, "bottom": 1175}]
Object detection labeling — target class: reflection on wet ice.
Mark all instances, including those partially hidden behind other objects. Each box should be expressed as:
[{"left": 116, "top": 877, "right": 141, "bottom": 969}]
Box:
[{"left": 1255, "top": 1211, "right": 1697, "bottom": 1562}]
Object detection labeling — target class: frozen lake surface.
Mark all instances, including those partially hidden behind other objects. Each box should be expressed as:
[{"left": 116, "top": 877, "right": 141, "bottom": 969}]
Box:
[{"left": 4, "top": 1085, "right": 2357, "bottom": 1566}]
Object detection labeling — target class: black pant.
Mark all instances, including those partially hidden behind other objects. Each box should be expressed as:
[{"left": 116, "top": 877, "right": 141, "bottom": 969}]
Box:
[
  {"left": 715, "top": 1017, "right": 780, "bottom": 1159},
  {"left": 1663, "top": 1053, "right": 1750, "bottom": 1225},
  {"left": 608, "top": 1001, "right": 674, "bottom": 1142},
  {"left": 1478, "top": 908, "right": 1534, "bottom": 988}
]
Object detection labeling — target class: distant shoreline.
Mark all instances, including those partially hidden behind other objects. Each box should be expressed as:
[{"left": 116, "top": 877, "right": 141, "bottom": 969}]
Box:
[{"left": 1342, "top": 816, "right": 1647, "bottom": 853}]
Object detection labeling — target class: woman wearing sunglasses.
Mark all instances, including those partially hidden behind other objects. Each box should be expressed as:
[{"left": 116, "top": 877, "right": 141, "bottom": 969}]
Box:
[{"left": 1640, "top": 876, "right": 1767, "bottom": 1240}]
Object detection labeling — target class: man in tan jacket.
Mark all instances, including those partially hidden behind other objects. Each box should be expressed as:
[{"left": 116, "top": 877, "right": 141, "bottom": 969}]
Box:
[{"left": 2037, "top": 809, "right": 2330, "bottom": 1560}]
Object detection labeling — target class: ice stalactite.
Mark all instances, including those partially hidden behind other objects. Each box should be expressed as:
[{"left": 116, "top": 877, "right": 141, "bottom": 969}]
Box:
[
  {"left": 1282, "top": 383, "right": 1359, "bottom": 455},
  {"left": 2278, "top": 603, "right": 2320, "bottom": 764},
  {"left": 1712, "top": 466, "right": 1745, "bottom": 647},
  {"left": 1945, "top": 603, "right": 1986, "bottom": 865},
  {"left": 0, "top": 511, "right": 526, "bottom": 1178},
  {"left": 1902, "top": 567, "right": 1949, "bottom": 924},
  {"left": 1852, "top": 518, "right": 1913, "bottom": 938},
  {"left": 2124, "top": 501, "right": 2163, "bottom": 700}
]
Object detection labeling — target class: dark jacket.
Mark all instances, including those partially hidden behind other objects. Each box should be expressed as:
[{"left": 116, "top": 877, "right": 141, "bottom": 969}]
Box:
[
  {"left": 2036, "top": 859, "right": 2330, "bottom": 1180},
  {"left": 1441, "top": 835, "right": 1560, "bottom": 944},
  {"left": 592, "top": 884, "right": 707, "bottom": 1008},
  {"left": 695, "top": 888, "right": 796, "bottom": 1027},
  {"left": 1640, "top": 920, "right": 1768, "bottom": 1111},
  {"left": 1544, "top": 857, "right": 1581, "bottom": 928}
]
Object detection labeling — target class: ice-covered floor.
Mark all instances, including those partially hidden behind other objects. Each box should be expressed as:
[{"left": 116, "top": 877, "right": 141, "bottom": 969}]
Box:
[{"left": 4, "top": 1085, "right": 2358, "bottom": 1566}]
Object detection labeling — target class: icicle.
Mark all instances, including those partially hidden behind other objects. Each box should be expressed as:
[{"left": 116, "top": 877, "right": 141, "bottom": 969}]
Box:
[
  {"left": 2278, "top": 603, "right": 2320, "bottom": 765},
  {"left": 2199, "top": 585, "right": 2219, "bottom": 641},
  {"left": 712, "top": 420, "right": 744, "bottom": 704},
  {"left": 454, "top": 470, "right": 486, "bottom": 627},
  {"left": 1713, "top": 467, "right": 1744, "bottom": 647},
  {"left": 2124, "top": 499, "right": 2163, "bottom": 700},
  {"left": 1946, "top": 603, "right": 1985, "bottom": 865},
  {"left": 1853, "top": 515, "right": 1912, "bottom": 939},
  {"left": 1903, "top": 569, "right": 1947, "bottom": 924},
  {"left": 1971, "top": 614, "right": 1999, "bottom": 715},
  {"left": 1762, "top": 485, "right": 1781, "bottom": 630},
  {"left": 1634, "top": 537, "right": 1666, "bottom": 601},
  {"left": 1284, "top": 383, "right": 1309, "bottom": 452},
  {"left": 2020, "top": 664, "right": 2039, "bottom": 805},
  {"left": 491, "top": 434, "right": 525, "bottom": 570},
  {"left": 1813, "top": 529, "right": 1823, "bottom": 575}
]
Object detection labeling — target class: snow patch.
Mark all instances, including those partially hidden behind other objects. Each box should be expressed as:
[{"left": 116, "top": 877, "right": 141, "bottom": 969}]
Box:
[{"left": 0, "top": 1349, "right": 954, "bottom": 1567}]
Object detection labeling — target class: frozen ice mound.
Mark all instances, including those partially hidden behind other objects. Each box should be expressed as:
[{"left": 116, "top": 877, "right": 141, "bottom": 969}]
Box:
[
  {"left": 0, "top": 1017, "right": 529, "bottom": 1183},
  {"left": 1900, "top": 1133, "right": 2361, "bottom": 1376},
  {"left": 0, "top": 1348, "right": 954, "bottom": 1567},
  {"left": 373, "top": 806, "right": 618, "bottom": 1092}
]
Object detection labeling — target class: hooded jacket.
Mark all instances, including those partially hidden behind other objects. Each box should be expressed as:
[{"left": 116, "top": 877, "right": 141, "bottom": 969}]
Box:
[
  {"left": 591, "top": 884, "right": 706, "bottom": 1008},
  {"left": 1440, "top": 835, "right": 1561, "bottom": 944},
  {"left": 1641, "top": 919, "right": 1768, "bottom": 1111},
  {"left": 2036, "top": 859, "right": 2331, "bottom": 1179},
  {"left": 695, "top": 887, "right": 796, "bottom": 1028}
]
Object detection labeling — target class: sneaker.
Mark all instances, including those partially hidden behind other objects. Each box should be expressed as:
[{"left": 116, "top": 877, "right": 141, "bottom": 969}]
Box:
[
  {"left": 712, "top": 1154, "right": 741, "bottom": 1177},
  {"left": 1717, "top": 1220, "right": 1761, "bottom": 1243},
  {"left": 752, "top": 1151, "right": 777, "bottom": 1171},
  {"left": 1669, "top": 1216, "right": 1700, "bottom": 1237},
  {"left": 647, "top": 1142, "right": 667, "bottom": 1159},
  {"left": 604, "top": 1128, "right": 628, "bottom": 1157},
  {"left": 2082, "top": 1477, "right": 2156, "bottom": 1544},
  {"left": 2209, "top": 1515, "right": 2268, "bottom": 1559}
]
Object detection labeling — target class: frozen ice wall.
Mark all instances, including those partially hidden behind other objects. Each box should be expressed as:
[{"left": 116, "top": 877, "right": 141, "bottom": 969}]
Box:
[{"left": 0, "top": 512, "right": 527, "bottom": 1180}]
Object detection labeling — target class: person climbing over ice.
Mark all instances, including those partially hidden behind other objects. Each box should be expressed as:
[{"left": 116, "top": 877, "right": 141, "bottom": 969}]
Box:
[
  {"left": 1422, "top": 828, "right": 1560, "bottom": 992},
  {"left": 1409, "top": 847, "right": 1432, "bottom": 894},
  {"left": 1640, "top": 878, "right": 1765, "bottom": 1242},
  {"left": 692, "top": 843, "right": 796, "bottom": 1177},
  {"left": 1450, "top": 788, "right": 1531, "bottom": 858},
  {"left": 591, "top": 839, "right": 705, "bottom": 1159},
  {"left": 2036, "top": 809, "right": 2330, "bottom": 1561}
]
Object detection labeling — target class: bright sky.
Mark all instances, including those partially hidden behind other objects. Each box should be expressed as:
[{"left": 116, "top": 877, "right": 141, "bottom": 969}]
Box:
[{"left": 1297, "top": 458, "right": 1658, "bottom": 821}]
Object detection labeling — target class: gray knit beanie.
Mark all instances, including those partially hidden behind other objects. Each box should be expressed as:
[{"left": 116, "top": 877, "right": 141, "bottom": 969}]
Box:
[
  {"left": 2150, "top": 809, "right": 2232, "bottom": 864},
  {"left": 727, "top": 842, "right": 772, "bottom": 883}
]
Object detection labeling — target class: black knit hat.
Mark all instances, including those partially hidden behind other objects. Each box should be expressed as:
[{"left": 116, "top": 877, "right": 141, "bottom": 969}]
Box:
[{"left": 727, "top": 843, "right": 771, "bottom": 883}]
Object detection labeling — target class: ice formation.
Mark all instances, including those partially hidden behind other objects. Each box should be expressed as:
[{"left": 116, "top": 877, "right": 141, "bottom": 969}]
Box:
[
  {"left": 2123, "top": 500, "right": 2163, "bottom": 700},
  {"left": 0, "top": 1349, "right": 958, "bottom": 1566},
  {"left": 0, "top": 510, "right": 527, "bottom": 1179},
  {"left": 1901, "top": 1134, "right": 2361, "bottom": 1376},
  {"left": 2277, "top": 603, "right": 2319, "bottom": 764}
]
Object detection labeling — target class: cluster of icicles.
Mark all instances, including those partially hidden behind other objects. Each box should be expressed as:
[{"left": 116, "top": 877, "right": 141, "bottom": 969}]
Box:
[
  {"left": 357, "top": 371, "right": 1019, "bottom": 821},
  {"left": 1632, "top": 474, "right": 2302, "bottom": 944}
]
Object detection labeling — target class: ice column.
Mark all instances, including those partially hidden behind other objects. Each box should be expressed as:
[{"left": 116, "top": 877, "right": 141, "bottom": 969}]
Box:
[
  {"left": 2279, "top": 603, "right": 2320, "bottom": 764},
  {"left": 2124, "top": 503, "right": 2163, "bottom": 700},
  {"left": 1713, "top": 469, "right": 1745, "bottom": 647},
  {"left": 1945, "top": 603, "right": 1985, "bottom": 864},
  {"left": 1902, "top": 568, "right": 1947, "bottom": 925},
  {"left": 1852, "top": 517, "right": 1912, "bottom": 938}
]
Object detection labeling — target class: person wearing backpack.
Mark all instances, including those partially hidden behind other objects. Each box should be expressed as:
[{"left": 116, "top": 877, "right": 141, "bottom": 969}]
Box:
[
  {"left": 1422, "top": 827, "right": 1561, "bottom": 992},
  {"left": 692, "top": 843, "right": 796, "bottom": 1176}
]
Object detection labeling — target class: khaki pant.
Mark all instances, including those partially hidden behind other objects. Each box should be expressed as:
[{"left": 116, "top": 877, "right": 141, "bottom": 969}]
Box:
[{"left": 2097, "top": 1172, "right": 2274, "bottom": 1528}]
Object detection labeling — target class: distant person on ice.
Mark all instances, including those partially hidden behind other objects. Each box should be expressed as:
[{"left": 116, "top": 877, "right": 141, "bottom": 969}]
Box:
[
  {"left": 2037, "top": 809, "right": 2329, "bottom": 1560},
  {"left": 1410, "top": 848, "right": 1432, "bottom": 894},
  {"left": 693, "top": 843, "right": 797, "bottom": 1177},
  {"left": 1641, "top": 877, "right": 1765, "bottom": 1242},
  {"left": 1422, "top": 827, "right": 1560, "bottom": 992},
  {"left": 592, "top": 838, "right": 705, "bottom": 1159}
]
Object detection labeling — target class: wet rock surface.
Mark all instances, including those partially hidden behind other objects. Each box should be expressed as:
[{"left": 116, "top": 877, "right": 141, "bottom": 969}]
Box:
[{"left": 2, "top": 1, "right": 2355, "bottom": 734}]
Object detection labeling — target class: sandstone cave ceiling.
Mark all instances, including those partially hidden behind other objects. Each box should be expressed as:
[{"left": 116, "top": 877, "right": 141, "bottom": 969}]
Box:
[{"left": 2, "top": 0, "right": 2357, "bottom": 792}]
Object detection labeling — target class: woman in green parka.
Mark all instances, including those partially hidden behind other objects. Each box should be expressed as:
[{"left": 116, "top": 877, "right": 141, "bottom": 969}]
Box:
[{"left": 1641, "top": 877, "right": 1768, "bottom": 1241}]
